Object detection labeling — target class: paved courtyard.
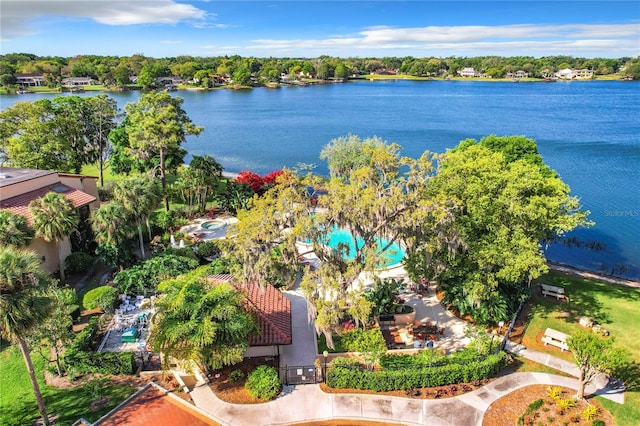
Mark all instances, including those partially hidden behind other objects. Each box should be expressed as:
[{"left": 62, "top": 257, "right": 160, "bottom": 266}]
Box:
[{"left": 97, "top": 295, "right": 155, "bottom": 355}]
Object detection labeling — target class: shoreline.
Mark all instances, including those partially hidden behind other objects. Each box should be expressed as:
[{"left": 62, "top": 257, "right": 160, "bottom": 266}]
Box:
[
  {"left": 2, "top": 75, "right": 633, "bottom": 96},
  {"left": 547, "top": 261, "right": 640, "bottom": 288}
]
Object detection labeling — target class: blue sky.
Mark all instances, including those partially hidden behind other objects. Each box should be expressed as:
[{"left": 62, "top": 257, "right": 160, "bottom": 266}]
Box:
[{"left": 1, "top": 1, "right": 638, "bottom": 58}]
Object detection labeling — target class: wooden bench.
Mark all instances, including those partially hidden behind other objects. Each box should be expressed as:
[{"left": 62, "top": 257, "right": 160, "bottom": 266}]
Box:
[
  {"left": 542, "top": 328, "right": 570, "bottom": 352},
  {"left": 541, "top": 284, "right": 568, "bottom": 301}
]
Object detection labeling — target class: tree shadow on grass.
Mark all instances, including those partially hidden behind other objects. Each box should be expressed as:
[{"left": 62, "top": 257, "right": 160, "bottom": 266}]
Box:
[
  {"left": 612, "top": 361, "right": 640, "bottom": 393},
  {"left": 533, "top": 276, "right": 613, "bottom": 326},
  {"left": 1, "top": 398, "right": 41, "bottom": 426}
]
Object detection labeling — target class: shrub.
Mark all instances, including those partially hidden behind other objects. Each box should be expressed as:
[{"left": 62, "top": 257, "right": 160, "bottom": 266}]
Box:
[
  {"left": 197, "top": 240, "right": 222, "bottom": 258},
  {"left": 581, "top": 404, "right": 599, "bottom": 421},
  {"left": 326, "top": 351, "right": 508, "bottom": 391},
  {"left": 547, "top": 386, "right": 563, "bottom": 400},
  {"left": 341, "top": 328, "right": 386, "bottom": 368},
  {"left": 229, "top": 369, "right": 245, "bottom": 383},
  {"left": 113, "top": 252, "right": 200, "bottom": 295},
  {"left": 151, "top": 210, "right": 175, "bottom": 233},
  {"left": 236, "top": 170, "right": 264, "bottom": 193},
  {"left": 64, "top": 350, "right": 136, "bottom": 376},
  {"left": 591, "top": 420, "right": 605, "bottom": 426},
  {"left": 557, "top": 398, "right": 576, "bottom": 410},
  {"left": 68, "top": 316, "right": 100, "bottom": 353},
  {"left": 245, "top": 365, "right": 281, "bottom": 400},
  {"left": 208, "top": 256, "right": 238, "bottom": 275},
  {"left": 82, "top": 285, "right": 119, "bottom": 313},
  {"left": 262, "top": 170, "right": 284, "bottom": 186},
  {"left": 65, "top": 252, "right": 94, "bottom": 274}
]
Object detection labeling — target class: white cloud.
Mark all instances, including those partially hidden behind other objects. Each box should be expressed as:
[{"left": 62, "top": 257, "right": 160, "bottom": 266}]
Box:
[
  {"left": 248, "top": 23, "right": 640, "bottom": 56},
  {"left": 1, "top": 0, "right": 208, "bottom": 40}
]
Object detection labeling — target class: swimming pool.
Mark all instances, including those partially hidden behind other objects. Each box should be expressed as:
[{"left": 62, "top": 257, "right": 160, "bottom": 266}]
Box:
[{"left": 309, "top": 226, "right": 405, "bottom": 267}]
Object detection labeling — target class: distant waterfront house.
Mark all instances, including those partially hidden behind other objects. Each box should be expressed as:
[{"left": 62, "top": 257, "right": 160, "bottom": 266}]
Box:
[
  {"left": 61, "top": 76, "right": 98, "bottom": 86},
  {"left": 155, "top": 76, "right": 184, "bottom": 86},
  {"left": 15, "top": 73, "right": 45, "bottom": 87},
  {"left": 555, "top": 69, "right": 574, "bottom": 79},
  {"left": 507, "top": 70, "right": 529, "bottom": 79},
  {"left": 207, "top": 274, "right": 292, "bottom": 359},
  {"left": 555, "top": 68, "right": 594, "bottom": 80},
  {"left": 0, "top": 167, "right": 99, "bottom": 275},
  {"left": 372, "top": 68, "right": 398, "bottom": 75},
  {"left": 459, "top": 67, "right": 476, "bottom": 77},
  {"left": 573, "top": 69, "right": 594, "bottom": 79}
]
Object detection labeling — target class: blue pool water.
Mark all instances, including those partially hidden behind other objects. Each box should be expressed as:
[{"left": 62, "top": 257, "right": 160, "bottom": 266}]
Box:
[{"left": 311, "top": 226, "right": 405, "bottom": 267}]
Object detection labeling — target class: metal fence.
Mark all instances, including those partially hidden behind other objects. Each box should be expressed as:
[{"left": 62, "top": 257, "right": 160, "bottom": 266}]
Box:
[
  {"left": 499, "top": 300, "right": 525, "bottom": 351},
  {"left": 280, "top": 365, "right": 321, "bottom": 385}
]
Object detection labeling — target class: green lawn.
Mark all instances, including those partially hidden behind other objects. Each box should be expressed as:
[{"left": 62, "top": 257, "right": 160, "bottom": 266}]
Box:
[
  {"left": 0, "top": 342, "right": 134, "bottom": 426},
  {"left": 80, "top": 164, "right": 125, "bottom": 183},
  {"left": 522, "top": 271, "right": 640, "bottom": 424},
  {"left": 523, "top": 271, "right": 640, "bottom": 362}
]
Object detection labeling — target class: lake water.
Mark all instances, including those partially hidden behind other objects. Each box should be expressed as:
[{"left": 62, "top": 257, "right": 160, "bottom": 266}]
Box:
[{"left": 2, "top": 80, "right": 639, "bottom": 279}]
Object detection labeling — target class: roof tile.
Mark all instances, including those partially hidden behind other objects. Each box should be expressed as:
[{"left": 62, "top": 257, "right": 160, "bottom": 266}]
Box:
[
  {"left": 0, "top": 182, "right": 96, "bottom": 225},
  {"left": 207, "top": 275, "right": 292, "bottom": 346}
]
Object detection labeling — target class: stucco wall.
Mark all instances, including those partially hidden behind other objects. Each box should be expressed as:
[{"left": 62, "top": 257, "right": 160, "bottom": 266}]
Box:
[
  {"left": 245, "top": 346, "right": 278, "bottom": 358},
  {"left": 27, "top": 236, "right": 71, "bottom": 275}
]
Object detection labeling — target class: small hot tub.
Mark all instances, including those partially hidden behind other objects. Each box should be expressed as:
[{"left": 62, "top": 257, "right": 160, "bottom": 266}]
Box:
[{"left": 201, "top": 220, "right": 225, "bottom": 230}]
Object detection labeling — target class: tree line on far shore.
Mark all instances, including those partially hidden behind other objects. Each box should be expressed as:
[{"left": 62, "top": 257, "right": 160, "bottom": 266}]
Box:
[{"left": 1, "top": 53, "right": 639, "bottom": 90}]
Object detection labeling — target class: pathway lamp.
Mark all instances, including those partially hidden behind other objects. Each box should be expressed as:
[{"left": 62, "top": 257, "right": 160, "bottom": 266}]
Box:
[
  {"left": 322, "top": 350, "right": 329, "bottom": 383},
  {"left": 489, "top": 330, "right": 498, "bottom": 353},
  {"left": 498, "top": 321, "right": 505, "bottom": 334}
]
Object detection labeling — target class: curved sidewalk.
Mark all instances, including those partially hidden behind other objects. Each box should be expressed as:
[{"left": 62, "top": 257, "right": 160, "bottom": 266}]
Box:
[{"left": 189, "top": 371, "right": 598, "bottom": 426}]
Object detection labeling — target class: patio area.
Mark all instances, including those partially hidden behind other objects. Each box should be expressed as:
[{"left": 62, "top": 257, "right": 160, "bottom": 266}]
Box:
[
  {"left": 375, "top": 283, "right": 471, "bottom": 353},
  {"left": 178, "top": 215, "right": 238, "bottom": 242},
  {"left": 98, "top": 295, "right": 155, "bottom": 356}
]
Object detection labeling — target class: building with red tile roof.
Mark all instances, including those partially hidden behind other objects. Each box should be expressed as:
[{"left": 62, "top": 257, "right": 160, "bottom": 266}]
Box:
[
  {"left": 207, "top": 274, "right": 292, "bottom": 358},
  {"left": 0, "top": 167, "right": 99, "bottom": 274}
]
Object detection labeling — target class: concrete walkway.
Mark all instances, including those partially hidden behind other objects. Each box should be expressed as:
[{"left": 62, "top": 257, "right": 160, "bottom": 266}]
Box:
[
  {"left": 505, "top": 341, "right": 625, "bottom": 404},
  {"left": 187, "top": 283, "right": 626, "bottom": 425},
  {"left": 190, "top": 369, "right": 613, "bottom": 426},
  {"left": 279, "top": 288, "right": 318, "bottom": 368}
]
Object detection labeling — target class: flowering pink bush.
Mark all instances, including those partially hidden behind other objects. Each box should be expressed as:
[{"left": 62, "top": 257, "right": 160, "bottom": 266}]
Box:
[{"left": 342, "top": 320, "right": 356, "bottom": 331}]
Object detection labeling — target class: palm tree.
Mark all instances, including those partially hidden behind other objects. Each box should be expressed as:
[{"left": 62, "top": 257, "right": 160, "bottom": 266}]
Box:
[
  {"left": 112, "top": 176, "right": 161, "bottom": 258},
  {"left": 29, "top": 192, "right": 79, "bottom": 282},
  {"left": 0, "top": 210, "right": 34, "bottom": 247},
  {"left": 150, "top": 273, "right": 257, "bottom": 372},
  {"left": 113, "top": 178, "right": 148, "bottom": 258},
  {"left": 0, "top": 246, "right": 54, "bottom": 426},
  {"left": 91, "top": 200, "right": 133, "bottom": 247},
  {"left": 137, "top": 175, "right": 162, "bottom": 241}
]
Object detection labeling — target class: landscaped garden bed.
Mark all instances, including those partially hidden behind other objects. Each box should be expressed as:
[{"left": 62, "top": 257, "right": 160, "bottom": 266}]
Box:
[
  {"left": 483, "top": 385, "right": 613, "bottom": 426},
  {"left": 208, "top": 356, "right": 280, "bottom": 404}
]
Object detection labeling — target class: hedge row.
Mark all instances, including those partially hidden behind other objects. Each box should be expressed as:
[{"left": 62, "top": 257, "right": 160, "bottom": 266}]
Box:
[
  {"left": 326, "top": 351, "right": 508, "bottom": 392},
  {"left": 64, "top": 351, "right": 136, "bottom": 376},
  {"left": 68, "top": 316, "right": 100, "bottom": 353},
  {"left": 63, "top": 316, "right": 136, "bottom": 376},
  {"left": 379, "top": 347, "right": 488, "bottom": 369}
]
